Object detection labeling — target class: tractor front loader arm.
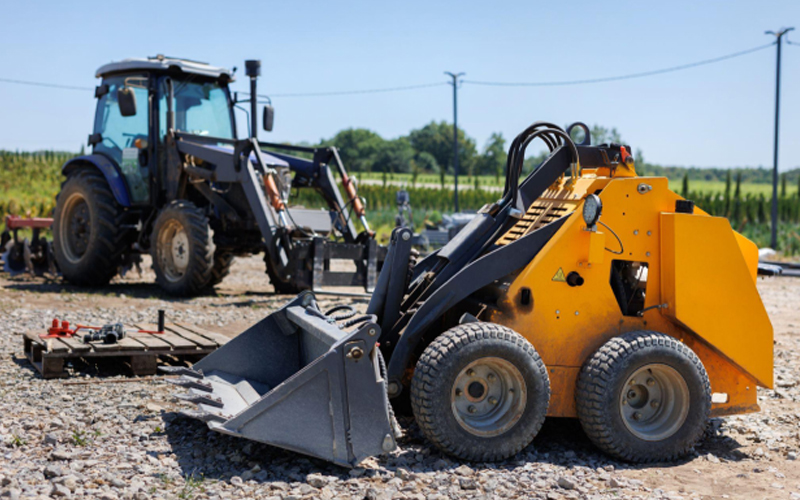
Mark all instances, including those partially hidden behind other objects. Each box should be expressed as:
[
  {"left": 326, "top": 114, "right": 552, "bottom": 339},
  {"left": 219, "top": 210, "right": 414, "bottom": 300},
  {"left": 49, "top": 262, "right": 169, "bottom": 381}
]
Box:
[
  {"left": 260, "top": 142, "right": 366, "bottom": 243},
  {"left": 173, "top": 133, "right": 289, "bottom": 267}
]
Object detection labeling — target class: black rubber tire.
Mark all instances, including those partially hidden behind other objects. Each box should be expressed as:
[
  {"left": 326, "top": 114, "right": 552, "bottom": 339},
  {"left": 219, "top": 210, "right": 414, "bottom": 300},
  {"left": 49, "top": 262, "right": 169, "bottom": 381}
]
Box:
[
  {"left": 410, "top": 323, "right": 550, "bottom": 462},
  {"left": 53, "top": 168, "right": 128, "bottom": 286},
  {"left": 208, "top": 251, "right": 234, "bottom": 287},
  {"left": 150, "top": 201, "right": 215, "bottom": 296},
  {"left": 575, "top": 331, "right": 711, "bottom": 462},
  {"left": 265, "top": 256, "right": 304, "bottom": 294}
]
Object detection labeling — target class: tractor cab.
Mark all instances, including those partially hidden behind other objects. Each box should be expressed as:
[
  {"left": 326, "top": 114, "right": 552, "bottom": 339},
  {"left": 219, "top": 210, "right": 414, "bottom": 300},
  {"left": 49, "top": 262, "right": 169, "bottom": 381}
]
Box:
[{"left": 90, "top": 56, "right": 238, "bottom": 205}]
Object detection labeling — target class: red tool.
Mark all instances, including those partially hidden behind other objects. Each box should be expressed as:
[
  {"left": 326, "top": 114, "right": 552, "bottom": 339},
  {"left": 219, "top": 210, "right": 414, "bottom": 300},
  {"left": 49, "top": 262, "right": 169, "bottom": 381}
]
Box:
[
  {"left": 41, "top": 319, "right": 101, "bottom": 339},
  {"left": 40, "top": 310, "right": 168, "bottom": 340}
]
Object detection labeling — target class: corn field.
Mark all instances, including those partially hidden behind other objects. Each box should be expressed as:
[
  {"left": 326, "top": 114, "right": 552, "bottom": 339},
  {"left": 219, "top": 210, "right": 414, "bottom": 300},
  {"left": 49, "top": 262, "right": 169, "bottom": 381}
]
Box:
[{"left": 2, "top": 151, "right": 799, "bottom": 255}]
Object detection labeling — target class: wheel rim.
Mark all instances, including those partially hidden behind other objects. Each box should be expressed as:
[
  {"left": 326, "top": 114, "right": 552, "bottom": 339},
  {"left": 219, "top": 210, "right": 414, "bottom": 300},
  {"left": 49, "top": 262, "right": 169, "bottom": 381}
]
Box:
[
  {"left": 619, "top": 363, "right": 690, "bottom": 441},
  {"left": 157, "top": 220, "right": 190, "bottom": 282},
  {"left": 451, "top": 357, "right": 527, "bottom": 437},
  {"left": 60, "top": 193, "right": 91, "bottom": 263}
]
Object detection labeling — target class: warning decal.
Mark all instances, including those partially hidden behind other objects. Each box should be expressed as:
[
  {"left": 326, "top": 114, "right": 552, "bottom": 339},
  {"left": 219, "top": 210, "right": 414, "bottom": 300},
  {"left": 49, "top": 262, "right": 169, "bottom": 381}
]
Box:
[{"left": 552, "top": 268, "right": 566, "bottom": 282}]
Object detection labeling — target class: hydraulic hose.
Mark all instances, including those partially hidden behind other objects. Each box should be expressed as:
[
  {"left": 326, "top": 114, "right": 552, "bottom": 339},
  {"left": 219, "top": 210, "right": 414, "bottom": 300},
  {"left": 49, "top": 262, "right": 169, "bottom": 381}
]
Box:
[{"left": 501, "top": 124, "right": 580, "bottom": 208}]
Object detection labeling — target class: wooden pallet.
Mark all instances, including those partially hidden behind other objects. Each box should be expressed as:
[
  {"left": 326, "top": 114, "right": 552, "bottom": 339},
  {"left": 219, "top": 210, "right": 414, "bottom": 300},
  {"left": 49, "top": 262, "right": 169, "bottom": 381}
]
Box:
[{"left": 23, "top": 323, "right": 229, "bottom": 379}]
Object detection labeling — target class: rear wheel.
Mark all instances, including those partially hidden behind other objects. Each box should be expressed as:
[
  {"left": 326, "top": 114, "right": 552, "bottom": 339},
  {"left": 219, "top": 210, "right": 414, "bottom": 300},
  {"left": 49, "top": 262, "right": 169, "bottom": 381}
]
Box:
[
  {"left": 410, "top": 323, "right": 550, "bottom": 461},
  {"left": 575, "top": 331, "right": 711, "bottom": 462},
  {"left": 53, "top": 168, "right": 128, "bottom": 286},
  {"left": 151, "top": 201, "right": 215, "bottom": 296},
  {"left": 208, "top": 251, "right": 234, "bottom": 287}
]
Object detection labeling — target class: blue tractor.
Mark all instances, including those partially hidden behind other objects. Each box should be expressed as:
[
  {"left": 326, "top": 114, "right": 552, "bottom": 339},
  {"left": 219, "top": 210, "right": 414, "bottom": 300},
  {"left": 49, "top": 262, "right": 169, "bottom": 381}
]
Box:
[{"left": 53, "top": 56, "right": 383, "bottom": 296}]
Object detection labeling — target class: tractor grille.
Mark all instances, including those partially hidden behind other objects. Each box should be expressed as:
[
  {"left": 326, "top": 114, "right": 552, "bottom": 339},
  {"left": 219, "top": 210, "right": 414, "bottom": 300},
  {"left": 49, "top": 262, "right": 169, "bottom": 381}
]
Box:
[{"left": 497, "top": 188, "right": 580, "bottom": 245}]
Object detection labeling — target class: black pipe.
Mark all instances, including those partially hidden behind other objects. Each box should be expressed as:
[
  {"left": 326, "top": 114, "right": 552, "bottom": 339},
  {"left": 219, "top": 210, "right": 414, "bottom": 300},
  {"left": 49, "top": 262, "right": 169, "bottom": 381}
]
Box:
[
  {"left": 158, "top": 309, "right": 165, "bottom": 333},
  {"left": 245, "top": 60, "right": 261, "bottom": 140},
  {"left": 166, "top": 78, "right": 175, "bottom": 131}
]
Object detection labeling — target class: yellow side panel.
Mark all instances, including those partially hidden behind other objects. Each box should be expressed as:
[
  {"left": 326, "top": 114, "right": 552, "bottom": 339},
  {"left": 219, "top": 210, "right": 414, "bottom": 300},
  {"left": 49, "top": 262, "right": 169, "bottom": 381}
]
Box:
[{"left": 660, "top": 213, "right": 773, "bottom": 388}]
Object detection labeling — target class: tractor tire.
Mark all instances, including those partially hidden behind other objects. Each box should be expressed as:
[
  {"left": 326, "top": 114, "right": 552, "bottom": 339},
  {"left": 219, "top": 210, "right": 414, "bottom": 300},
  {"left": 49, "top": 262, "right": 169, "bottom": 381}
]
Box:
[
  {"left": 150, "top": 201, "right": 215, "bottom": 296},
  {"left": 53, "top": 168, "right": 128, "bottom": 286},
  {"left": 410, "top": 322, "right": 550, "bottom": 462},
  {"left": 208, "top": 251, "right": 234, "bottom": 287},
  {"left": 575, "top": 331, "right": 711, "bottom": 463},
  {"left": 265, "top": 256, "right": 304, "bottom": 295}
]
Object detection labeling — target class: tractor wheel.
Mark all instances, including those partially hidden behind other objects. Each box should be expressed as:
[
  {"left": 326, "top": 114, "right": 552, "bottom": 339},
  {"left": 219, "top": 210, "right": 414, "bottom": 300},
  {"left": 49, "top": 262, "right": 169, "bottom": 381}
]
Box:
[
  {"left": 150, "top": 201, "right": 215, "bottom": 296},
  {"left": 575, "top": 331, "right": 711, "bottom": 462},
  {"left": 265, "top": 255, "right": 304, "bottom": 294},
  {"left": 208, "top": 251, "right": 235, "bottom": 287},
  {"left": 53, "top": 168, "right": 128, "bottom": 286},
  {"left": 410, "top": 322, "right": 550, "bottom": 462}
]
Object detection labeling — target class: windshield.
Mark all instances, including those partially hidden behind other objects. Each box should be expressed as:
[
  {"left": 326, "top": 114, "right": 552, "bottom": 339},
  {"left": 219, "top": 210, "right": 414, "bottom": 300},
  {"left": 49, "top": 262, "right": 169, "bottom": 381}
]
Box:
[{"left": 159, "top": 77, "right": 234, "bottom": 140}]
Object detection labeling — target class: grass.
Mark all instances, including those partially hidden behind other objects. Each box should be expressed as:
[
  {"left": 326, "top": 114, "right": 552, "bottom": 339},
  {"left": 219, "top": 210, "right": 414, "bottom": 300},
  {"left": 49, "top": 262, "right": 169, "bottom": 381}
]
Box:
[
  {"left": 10, "top": 434, "right": 27, "bottom": 447},
  {"left": 178, "top": 473, "right": 205, "bottom": 499},
  {"left": 2, "top": 150, "right": 799, "bottom": 255},
  {"left": 71, "top": 429, "right": 90, "bottom": 446},
  {"left": 355, "top": 171, "right": 800, "bottom": 197}
]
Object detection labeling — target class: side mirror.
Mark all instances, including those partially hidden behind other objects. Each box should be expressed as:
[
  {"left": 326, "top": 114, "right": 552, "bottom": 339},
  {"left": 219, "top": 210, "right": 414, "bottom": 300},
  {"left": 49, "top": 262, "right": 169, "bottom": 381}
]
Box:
[
  {"left": 263, "top": 105, "right": 275, "bottom": 132},
  {"left": 118, "top": 87, "right": 137, "bottom": 117}
]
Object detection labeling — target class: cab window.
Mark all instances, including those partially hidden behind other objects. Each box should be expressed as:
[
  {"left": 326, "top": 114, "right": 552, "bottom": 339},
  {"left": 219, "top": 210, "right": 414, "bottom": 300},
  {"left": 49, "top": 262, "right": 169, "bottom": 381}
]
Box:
[
  {"left": 159, "top": 77, "right": 234, "bottom": 141},
  {"left": 93, "top": 75, "right": 149, "bottom": 165}
]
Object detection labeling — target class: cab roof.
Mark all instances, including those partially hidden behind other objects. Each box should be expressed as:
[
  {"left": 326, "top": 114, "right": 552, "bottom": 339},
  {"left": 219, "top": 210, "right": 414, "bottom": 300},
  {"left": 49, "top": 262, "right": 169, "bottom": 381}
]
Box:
[{"left": 95, "top": 55, "right": 234, "bottom": 81}]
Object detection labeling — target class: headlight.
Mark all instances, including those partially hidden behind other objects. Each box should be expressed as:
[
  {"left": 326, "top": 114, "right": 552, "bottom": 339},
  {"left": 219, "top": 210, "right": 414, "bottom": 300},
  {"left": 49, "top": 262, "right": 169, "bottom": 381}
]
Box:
[{"left": 583, "top": 194, "right": 602, "bottom": 227}]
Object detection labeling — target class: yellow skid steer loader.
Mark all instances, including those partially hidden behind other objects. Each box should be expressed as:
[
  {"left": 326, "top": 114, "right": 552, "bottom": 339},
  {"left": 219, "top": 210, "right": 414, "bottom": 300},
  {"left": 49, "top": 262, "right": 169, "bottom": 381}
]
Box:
[{"left": 164, "top": 122, "right": 773, "bottom": 467}]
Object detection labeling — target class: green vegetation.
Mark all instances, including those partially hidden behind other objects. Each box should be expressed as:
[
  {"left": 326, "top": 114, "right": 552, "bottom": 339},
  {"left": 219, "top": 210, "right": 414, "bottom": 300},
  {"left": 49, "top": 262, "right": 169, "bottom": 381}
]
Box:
[
  {"left": 2, "top": 127, "right": 800, "bottom": 255},
  {"left": 178, "top": 473, "right": 205, "bottom": 499},
  {"left": 71, "top": 429, "right": 90, "bottom": 446}
]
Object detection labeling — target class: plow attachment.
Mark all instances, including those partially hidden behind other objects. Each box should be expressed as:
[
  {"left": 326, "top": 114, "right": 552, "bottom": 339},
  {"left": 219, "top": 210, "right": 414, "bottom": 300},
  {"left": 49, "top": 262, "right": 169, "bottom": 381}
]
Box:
[
  {"left": 163, "top": 292, "right": 399, "bottom": 467},
  {"left": 1, "top": 216, "right": 57, "bottom": 277}
]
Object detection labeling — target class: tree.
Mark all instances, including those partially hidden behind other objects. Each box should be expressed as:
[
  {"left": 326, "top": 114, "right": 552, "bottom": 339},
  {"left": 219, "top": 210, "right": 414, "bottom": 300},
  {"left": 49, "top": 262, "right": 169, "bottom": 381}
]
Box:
[
  {"left": 681, "top": 174, "right": 689, "bottom": 198},
  {"left": 781, "top": 173, "right": 787, "bottom": 198},
  {"left": 373, "top": 138, "right": 415, "bottom": 175},
  {"left": 589, "top": 124, "right": 623, "bottom": 145},
  {"left": 475, "top": 132, "right": 507, "bottom": 181},
  {"left": 724, "top": 170, "right": 732, "bottom": 216},
  {"left": 408, "top": 121, "right": 477, "bottom": 176},
  {"left": 635, "top": 148, "right": 645, "bottom": 175},
  {"left": 415, "top": 152, "right": 441, "bottom": 187},
  {"left": 323, "top": 128, "right": 384, "bottom": 174}
]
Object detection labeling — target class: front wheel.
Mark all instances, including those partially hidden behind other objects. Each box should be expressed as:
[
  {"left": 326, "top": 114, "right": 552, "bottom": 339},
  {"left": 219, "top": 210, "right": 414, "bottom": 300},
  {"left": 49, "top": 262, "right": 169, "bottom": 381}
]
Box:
[
  {"left": 410, "top": 323, "right": 550, "bottom": 462},
  {"left": 150, "top": 201, "right": 215, "bottom": 296},
  {"left": 575, "top": 331, "right": 711, "bottom": 462}
]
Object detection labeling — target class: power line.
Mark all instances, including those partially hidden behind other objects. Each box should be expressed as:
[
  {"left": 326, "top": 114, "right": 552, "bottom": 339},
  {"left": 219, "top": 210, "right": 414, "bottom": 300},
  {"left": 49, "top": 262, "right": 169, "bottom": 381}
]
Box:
[
  {"left": 463, "top": 42, "right": 776, "bottom": 87},
  {"left": 269, "top": 82, "right": 447, "bottom": 97},
  {"left": 0, "top": 77, "right": 93, "bottom": 91},
  {"left": 0, "top": 42, "right": 780, "bottom": 96}
]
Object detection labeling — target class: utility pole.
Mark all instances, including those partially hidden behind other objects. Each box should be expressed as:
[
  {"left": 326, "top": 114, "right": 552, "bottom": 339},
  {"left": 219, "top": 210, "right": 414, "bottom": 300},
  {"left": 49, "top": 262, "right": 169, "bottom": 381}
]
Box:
[
  {"left": 766, "top": 27, "right": 793, "bottom": 249},
  {"left": 445, "top": 72, "right": 465, "bottom": 213}
]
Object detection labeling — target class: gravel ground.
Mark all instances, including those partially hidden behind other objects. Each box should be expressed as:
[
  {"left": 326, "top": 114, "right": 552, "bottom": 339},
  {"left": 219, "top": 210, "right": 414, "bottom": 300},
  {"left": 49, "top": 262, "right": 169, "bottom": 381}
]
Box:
[{"left": 0, "top": 256, "right": 798, "bottom": 500}]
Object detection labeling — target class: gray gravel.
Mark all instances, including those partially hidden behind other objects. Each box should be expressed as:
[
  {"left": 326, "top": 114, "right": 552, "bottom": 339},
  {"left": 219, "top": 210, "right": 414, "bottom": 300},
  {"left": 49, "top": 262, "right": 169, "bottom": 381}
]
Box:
[{"left": 1, "top": 257, "right": 799, "bottom": 499}]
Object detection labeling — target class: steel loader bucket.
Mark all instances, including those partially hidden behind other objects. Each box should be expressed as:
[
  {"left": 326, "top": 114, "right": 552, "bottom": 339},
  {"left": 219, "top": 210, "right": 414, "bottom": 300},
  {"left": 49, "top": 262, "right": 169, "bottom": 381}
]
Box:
[{"left": 163, "top": 292, "right": 399, "bottom": 467}]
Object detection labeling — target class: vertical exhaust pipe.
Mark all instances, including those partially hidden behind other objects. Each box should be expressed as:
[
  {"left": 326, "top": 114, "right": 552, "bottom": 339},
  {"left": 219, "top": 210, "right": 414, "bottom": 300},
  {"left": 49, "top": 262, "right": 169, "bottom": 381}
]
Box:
[{"left": 245, "top": 60, "right": 261, "bottom": 140}]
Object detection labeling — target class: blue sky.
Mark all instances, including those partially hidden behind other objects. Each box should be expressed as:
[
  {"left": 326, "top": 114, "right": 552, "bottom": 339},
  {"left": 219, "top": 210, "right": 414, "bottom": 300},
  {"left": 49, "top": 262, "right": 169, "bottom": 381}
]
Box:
[{"left": 0, "top": 0, "right": 798, "bottom": 170}]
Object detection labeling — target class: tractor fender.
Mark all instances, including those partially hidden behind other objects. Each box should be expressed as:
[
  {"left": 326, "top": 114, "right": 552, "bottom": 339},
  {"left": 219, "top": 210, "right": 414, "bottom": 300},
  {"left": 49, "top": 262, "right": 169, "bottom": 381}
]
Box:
[
  {"left": 62, "top": 154, "right": 131, "bottom": 207},
  {"left": 385, "top": 215, "right": 568, "bottom": 396}
]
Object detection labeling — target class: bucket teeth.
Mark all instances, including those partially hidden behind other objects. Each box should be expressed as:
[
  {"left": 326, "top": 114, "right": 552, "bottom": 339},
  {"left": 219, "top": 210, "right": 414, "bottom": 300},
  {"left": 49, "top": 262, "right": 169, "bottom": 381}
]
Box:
[
  {"left": 179, "top": 409, "right": 230, "bottom": 423},
  {"left": 159, "top": 366, "right": 203, "bottom": 379},
  {"left": 168, "top": 376, "right": 213, "bottom": 392},
  {"left": 174, "top": 392, "right": 224, "bottom": 408}
]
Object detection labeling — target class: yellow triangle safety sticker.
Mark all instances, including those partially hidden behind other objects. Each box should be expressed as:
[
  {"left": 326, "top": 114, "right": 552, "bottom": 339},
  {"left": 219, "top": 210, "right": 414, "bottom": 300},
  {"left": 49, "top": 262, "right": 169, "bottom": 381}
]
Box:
[{"left": 552, "top": 267, "right": 567, "bottom": 282}]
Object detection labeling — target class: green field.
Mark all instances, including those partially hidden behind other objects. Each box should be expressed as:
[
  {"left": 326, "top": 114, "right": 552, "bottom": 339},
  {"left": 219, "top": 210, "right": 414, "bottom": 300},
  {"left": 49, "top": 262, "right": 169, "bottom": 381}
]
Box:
[
  {"left": 356, "top": 171, "right": 799, "bottom": 197},
  {"left": 2, "top": 150, "right": 799, "bottom": 255}
]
